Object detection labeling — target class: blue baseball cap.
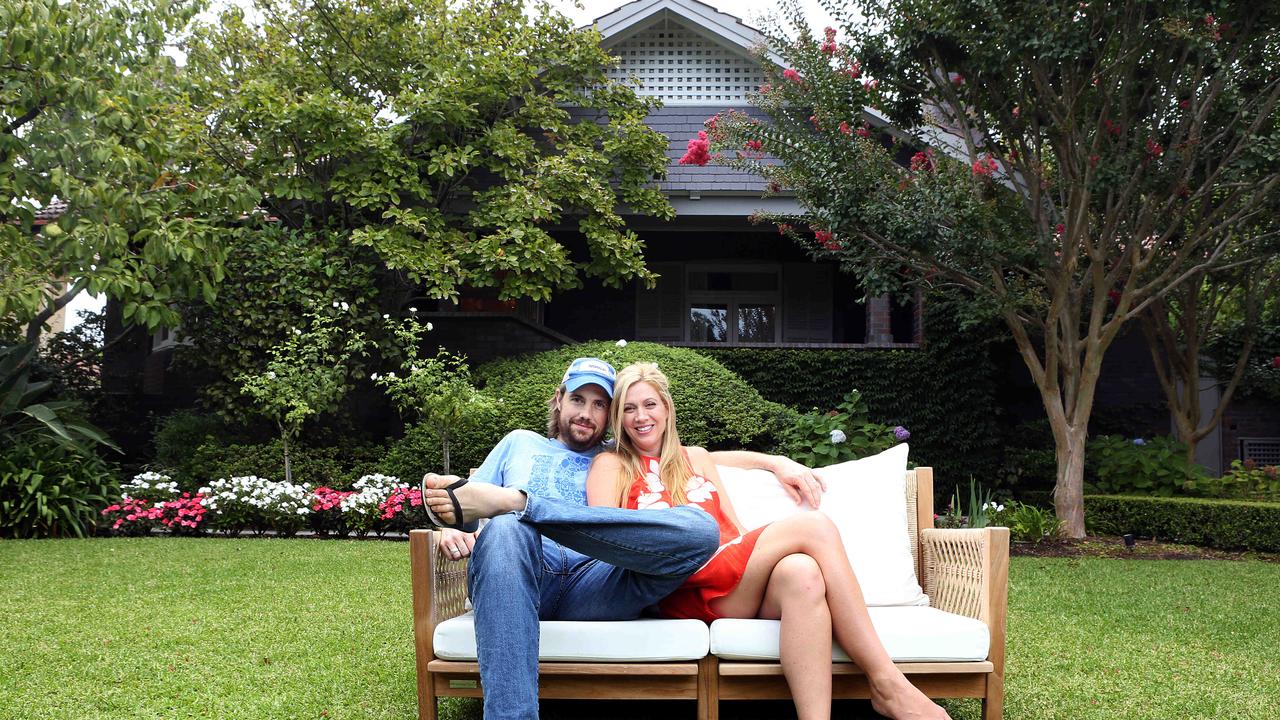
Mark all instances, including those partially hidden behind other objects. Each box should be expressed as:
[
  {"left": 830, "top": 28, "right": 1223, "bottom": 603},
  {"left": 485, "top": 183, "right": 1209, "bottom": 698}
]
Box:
[{"left": 562, "top": 357, "right": 617, "bottom": 398}]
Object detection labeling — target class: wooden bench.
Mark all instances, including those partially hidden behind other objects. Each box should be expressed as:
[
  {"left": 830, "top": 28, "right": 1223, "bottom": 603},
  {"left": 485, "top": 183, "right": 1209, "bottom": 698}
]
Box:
[{"left": 409, "top": 467, "right": 1009, "bottom": 719}]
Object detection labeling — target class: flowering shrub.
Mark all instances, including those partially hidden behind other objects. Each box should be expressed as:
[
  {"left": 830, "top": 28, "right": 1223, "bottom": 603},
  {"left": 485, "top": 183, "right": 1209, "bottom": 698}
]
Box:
[
  {"left": 379, "top": 486, "right": 428, "bottom": 533},
  {"left": 120, "top": 471, "right": 180, "bottom": 502},
  {"left": 200, "top": 476, "right": 312, "bottom": 535},
  {"left": 101, "top": 493, "right": 207, "bottom": 535},
  {"left": 344, "top": 474, "right": 404, "bottom": 535},
  {"left": 1087, "top": 435, "right": 1210, "bottom": 497},
  {"left": 777, "top": 389, "right": 898, "bottom": 467}
]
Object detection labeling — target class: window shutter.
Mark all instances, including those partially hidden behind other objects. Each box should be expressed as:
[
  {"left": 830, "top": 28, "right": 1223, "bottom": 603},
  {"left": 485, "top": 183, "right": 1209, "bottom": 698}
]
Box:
[
  {"left": 782, "top": 263, "right": 833, "bottom": 342},
  {"left": 636, "top": 263, "right": 685, "bottom": 342}
]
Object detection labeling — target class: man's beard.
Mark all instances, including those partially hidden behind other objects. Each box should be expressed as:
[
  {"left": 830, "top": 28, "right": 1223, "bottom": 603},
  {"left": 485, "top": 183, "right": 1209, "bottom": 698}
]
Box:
[{"left": 559, "top": 416, "right": 604, "bottom": 452}]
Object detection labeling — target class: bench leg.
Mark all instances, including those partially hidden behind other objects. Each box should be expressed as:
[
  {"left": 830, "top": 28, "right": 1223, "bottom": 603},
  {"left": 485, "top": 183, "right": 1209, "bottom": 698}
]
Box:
[
  {"left": 698, "top": 655, "right": 719, "bottom": 720},
  {"left": 982, "top": 673, "right": 1003, "bottom": 720}
]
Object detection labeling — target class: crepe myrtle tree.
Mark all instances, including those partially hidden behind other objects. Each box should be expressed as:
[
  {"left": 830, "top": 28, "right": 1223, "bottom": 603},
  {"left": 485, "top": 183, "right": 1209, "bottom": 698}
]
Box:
[
  {"left": 182, "top": 0, "right": 674, "bottom": 306},
  {"left": 1138, "top": 255, "right": 1279, "bottom": 467},
  {"left": 0, "top": 0, "right": 256, "bottom": 343},
  {"left": 697, "top": 0, "right": 1280, "bottom": 536}
]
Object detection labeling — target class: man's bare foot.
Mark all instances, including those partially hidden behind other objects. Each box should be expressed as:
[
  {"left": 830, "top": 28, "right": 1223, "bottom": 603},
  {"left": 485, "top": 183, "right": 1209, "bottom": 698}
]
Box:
[
  {"left": 422, "top": 474, "right": 526, "bottom": 526},
  {"left": 869, "top": 674, "right": 951, "bottom": 720}
]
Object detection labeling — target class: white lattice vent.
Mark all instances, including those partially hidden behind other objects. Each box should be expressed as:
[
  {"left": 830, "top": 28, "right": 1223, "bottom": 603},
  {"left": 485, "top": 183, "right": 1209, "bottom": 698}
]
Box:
[
  {"left": 1240, "top": 438, "right": 1280, "bottom": 467},
  {"left": 605, "top": 17, "right": 766, "bottom": 104}
]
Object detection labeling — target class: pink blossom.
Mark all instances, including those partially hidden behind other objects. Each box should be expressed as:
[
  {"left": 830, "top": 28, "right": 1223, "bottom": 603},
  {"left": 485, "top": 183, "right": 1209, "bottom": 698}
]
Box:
[
  {"left": 814, "top": 229, "right": 840, "bottom": 250},
  {"left": 809, "top": 115, "right": 821, "bottom": 131},
  {"left": 783, "top": 68, "right": 802, "bottom": 83},
  {"left": 758, "top": 83, "right": 772, "bottom": 94},
  {"left": 909, "top": 149, "right": 935, "bottom": 171},
  {"left": 838, "top": 121, "right": 851, "bottom": 136},
  {"left": 820, "top": 40, "right": 837, "bottom": 55},
  {"left": 744, "top": 139, "right": 762, "bottom": 151},
  {"left": 1054, "top": 223, "right": 1065, "bottom": 235},
  {"left": 679, "top": 131, "right": 711, "bottom": 166},
  {"left": 862, "top": 78, "right": 879, "bottom": 91},
  {"left": 824, "top": 26, "right": 837, "bottom": 41},
  {"left": 971, "top": 154, "right": 998, "bottom": 177},
  {"left": 855, "top": 123, "right": 871, "bottom": 139},
  {"left": 843, "top": 61, "right": 862, "bottom": 79},
  {"left": 1145, "top": 139, "right": 1164, "bottom": 157}
]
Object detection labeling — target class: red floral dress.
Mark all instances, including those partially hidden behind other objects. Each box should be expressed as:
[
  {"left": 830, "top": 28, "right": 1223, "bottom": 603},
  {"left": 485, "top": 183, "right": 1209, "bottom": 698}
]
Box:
[{"left": 626, "top": 454, "right": 768, "bottom": 621}]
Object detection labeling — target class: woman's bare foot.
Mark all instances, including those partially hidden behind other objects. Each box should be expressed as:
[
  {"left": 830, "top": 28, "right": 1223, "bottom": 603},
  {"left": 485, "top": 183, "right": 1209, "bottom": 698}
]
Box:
[
  {"left": 422, "top": 474, "right": 526, "bottom": 526},
  {"left": 869, "top": 673, "right": 951, "bottom": 720}
]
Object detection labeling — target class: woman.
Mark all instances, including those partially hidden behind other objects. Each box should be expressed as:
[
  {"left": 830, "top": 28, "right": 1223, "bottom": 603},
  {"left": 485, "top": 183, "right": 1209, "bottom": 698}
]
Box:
[{"left": 586, "top": 363, "right": 950, "bottom": 720}]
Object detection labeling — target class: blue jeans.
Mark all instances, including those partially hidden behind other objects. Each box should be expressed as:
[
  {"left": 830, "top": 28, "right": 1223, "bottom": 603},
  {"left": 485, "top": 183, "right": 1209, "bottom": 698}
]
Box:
[{"left": 466, "top": 493, "right": 720, "bottom": 719}]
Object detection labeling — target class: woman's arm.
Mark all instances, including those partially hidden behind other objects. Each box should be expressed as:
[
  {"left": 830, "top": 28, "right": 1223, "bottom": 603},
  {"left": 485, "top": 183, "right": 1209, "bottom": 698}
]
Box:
[
  {"left": 688, "top": 446, "right": 746, "bottom": 535},
  {"left": 708, "top": 449, "right": 825, "bottom": 508},
  {"left": 586, "top": 451, "right": 625, "bottom": 508}
]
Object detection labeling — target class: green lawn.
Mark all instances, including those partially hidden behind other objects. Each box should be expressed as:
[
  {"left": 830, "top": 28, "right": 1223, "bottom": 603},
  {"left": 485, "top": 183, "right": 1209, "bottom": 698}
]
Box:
[{"left": 1, "top": 538, "right": 1276, "bottom": 719}]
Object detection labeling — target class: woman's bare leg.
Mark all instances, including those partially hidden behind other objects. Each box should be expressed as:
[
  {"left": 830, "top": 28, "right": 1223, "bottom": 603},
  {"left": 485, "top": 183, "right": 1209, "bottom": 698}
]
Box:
[
  {"left": 711, "top": 512, "right": 949, "bottom": 720},
  {"left": 757, "top": 554, "right": 833, "bottom": 720}
]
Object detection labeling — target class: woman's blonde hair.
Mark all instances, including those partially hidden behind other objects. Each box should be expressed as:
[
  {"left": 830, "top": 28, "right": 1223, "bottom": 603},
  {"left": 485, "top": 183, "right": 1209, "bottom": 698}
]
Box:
[{"left": 609, "top": 363, "right": 696, "bottom": 507}]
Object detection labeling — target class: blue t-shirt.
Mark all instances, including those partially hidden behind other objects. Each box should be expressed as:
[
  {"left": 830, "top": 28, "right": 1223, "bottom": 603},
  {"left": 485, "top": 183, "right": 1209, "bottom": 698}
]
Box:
[{"left": 471, "top": 430, "right": 605, "bottom": 506}]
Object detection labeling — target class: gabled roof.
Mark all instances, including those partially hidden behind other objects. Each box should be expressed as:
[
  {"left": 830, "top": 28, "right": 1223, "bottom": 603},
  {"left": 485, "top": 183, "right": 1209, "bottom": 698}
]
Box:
[{"left": 590, "top": 0, "right": 784, "bottom": 66}]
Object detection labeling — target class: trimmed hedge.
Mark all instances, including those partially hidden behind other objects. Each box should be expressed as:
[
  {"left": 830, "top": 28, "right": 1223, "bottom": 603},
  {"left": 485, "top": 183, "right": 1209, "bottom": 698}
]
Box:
[
  {"left": 698, "top": 299, "right": 1002, "bottom": 488},
  {"left": 1085, "top": 494, "right": 1280, "bottom": 552},
  {"left": 477, "top": 341, "right": 796, "bottom": 451}
]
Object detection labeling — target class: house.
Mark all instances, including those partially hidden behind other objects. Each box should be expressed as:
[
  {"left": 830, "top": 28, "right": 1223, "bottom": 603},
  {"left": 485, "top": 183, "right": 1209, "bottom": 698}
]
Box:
[{"left": 420, "top": 0, "right": 923, "bottom": 367}]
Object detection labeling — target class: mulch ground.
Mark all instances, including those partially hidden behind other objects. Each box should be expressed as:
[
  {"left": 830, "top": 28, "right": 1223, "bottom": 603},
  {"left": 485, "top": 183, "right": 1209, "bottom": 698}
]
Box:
[{"left": 1010, "top": 535, "right": 1280, "bottom": 563}]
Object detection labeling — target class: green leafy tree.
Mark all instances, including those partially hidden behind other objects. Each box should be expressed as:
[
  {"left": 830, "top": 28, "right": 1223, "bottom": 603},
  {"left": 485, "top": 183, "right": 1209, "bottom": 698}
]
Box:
[
  {"left": 237, "top": 309, "right": 371, "bottom": 483},
  {"left": 174, "top": 224, "right": 384, "bottom": 417},
  {"left": 0, "top": 0, "right": 256, "bottom": 342},
  {"left": 707, "top": 0, "right": 1280, "bottom": 536},
  {"left": 375, "top": 318, "right": 493, "bottom": 475},
  {"left": 182, "top": 0, "right": 673, "bottom": 306}
]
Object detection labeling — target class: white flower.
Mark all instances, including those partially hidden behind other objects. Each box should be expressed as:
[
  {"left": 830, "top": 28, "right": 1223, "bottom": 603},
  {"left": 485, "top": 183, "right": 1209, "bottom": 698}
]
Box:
[
  {"left": 332, "top": 301, "right": 340, "bottom": 308},
  {"left": 293, "top": 328, "right": 302, "bottom": 336},
  {"left": 409, "top": 307, "right": 418, "bottom": 313},
  {"left": 267, "top": 371, "right": 276, "bottom": 379},
  {"left": 370, "top": 372, "right": 380, "bottom": 380},
  {"left": 340, "top": 302, "right": 349, "bottom": 311},
  {"left": 386, "top": 371, "right": 396, "bottom": 379},
  {"left": 425, "top": 322, "right": 433, "bottom": 331},
  {"left": 382, "top": 314, "right": 390, "bottom": 319},
  {"left": 829, "top": 429, "right": 847, "bottom": 444},
  {"left": 616, "top": 339, "right": 628, "bottom": 347}
]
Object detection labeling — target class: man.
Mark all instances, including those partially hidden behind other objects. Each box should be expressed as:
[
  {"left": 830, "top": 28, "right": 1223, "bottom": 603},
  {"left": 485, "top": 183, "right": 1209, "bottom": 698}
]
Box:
[{"left": 423, "top": 357, "right": 822, "bottom": 720}]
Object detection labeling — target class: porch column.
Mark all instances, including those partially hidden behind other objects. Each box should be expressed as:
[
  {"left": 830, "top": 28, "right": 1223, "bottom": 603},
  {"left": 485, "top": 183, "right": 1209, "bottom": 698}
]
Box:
[{"left": 866, "top": 293, "right": 894, "bottom": 345}]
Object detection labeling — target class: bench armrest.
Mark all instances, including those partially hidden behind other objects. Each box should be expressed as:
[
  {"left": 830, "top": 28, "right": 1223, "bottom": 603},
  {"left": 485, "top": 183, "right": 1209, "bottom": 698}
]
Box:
[
  {"left": 410, "top": 529, "right": 470, "bottom": 663},
  {"left": 919, "top": 527, "right": 1009, "bottom": 625}
]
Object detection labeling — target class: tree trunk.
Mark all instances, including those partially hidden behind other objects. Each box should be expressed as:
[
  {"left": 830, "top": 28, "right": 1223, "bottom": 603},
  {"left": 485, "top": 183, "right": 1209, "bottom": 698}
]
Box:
[
  {"left": 279, "top": 421, "right": 293, "bottom": 484},
  {"left": 1050, "top": 423, "right": 1090, "bottom": 538},
  {"left": 441, "top": 428, "right": 451, "bottom": 476}
]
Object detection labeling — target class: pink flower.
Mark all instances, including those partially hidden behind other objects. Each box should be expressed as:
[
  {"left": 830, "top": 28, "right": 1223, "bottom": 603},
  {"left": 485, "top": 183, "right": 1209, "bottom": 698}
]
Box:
[
  {"left": 1145, "top": 139, "right": 1164, "bottom": 157},
  {"left": 744, "top": 139, "right": 762, "bottom": 151},
  {"left": 824, "top": 26, "right": 837, "bottom": 41},
  {"left": 821, "top": 40, "right": 837, "bottom": 55},
  {"left": 679, "top": 131, "right": 711, "bottom": 166},
  {"left": 777, "top": 223, "right": 792, "bottom": 235},
  {"left": 862, "top": 78, "right": 879, "bottom": 91},
  {"left": 855, "top": 123, "right": 871, "bottom": 139},
  {"left": 783, "top": 69, "right": 802, "bottom": 83},
  {"left": 1054, "top": 223, "right": 1065, "bottom": 235},
  {"left": 814, "top": 229, "right": 840, "bottom": 250},
  {"left": 838, "top": 121, "right": 851, "bottom": 136},
  {"left": 758, "top": 83, "right": 772, "bottom": 94},
  {"left": 971, "top": 153, "right": 998, "bottom": 177},
  {"left": 909, "top": 150, "right": 935, "bottom": 171},
  {"left": 843, "top": 61, "right": 862, "bottom": 79},
  {"left": 809, "top": 115, "right": 821, "bottom": 131}
]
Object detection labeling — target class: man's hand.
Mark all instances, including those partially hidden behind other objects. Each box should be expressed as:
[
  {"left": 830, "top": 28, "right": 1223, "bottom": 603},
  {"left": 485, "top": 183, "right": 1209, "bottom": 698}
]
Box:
[
  {"left": 772, "top": 455, "right": 825, "bottom": 508},
  {"left": 437, "top": 527, "right": 476, "bottom": 560}
]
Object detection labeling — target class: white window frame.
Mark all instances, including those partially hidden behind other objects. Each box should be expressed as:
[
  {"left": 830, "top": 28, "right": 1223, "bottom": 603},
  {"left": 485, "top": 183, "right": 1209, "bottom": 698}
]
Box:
[{"left": 684, "top": 263, "right": 781, "bottom": 344}]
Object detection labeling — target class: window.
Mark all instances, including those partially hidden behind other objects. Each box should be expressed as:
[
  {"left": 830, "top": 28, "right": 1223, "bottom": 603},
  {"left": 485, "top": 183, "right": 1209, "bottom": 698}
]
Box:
[{"left": 684, "top": 265, "right": 780, "bottom": 344}]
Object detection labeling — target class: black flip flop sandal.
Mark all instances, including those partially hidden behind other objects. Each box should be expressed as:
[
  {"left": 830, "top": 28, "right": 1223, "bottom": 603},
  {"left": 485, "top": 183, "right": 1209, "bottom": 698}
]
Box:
[{"left": 421, "top": 476, "right": 475, "bottom": 531}]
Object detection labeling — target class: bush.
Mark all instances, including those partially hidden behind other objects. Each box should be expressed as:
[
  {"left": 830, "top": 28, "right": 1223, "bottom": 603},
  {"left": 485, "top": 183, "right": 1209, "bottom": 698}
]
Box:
[
  {"left": 152, "top": 410, "right": 240, "bottom": 485},
  {"left": 188, "top": 440, "right": 367, "bottom": 491},
  {"left": 775, "top": 389, "right": 899, "bottom": 467},
  {"left": 1085, "top": 495, "right": 1280, "bottom": 552},
  {"left": 477, "top": 342, "right": 795, "bottom": 451},
  {"left": 698, "top": 297, "right": 1002, "bottom": 488},
  {"left": 992, "top": 501, "right": 1062, "bottom": 543},
  {"left": 1212, "top": 460, "right": 1280, "bottom": 502},
  {"left": 381, "top": 409, "right": 507, "bottom": 481},
  {"left": 0, "top": 439, "right": 119, "bottom": 538},
  {"left": 1087, "top": 435, "right": 1211, "bottom": 497}
]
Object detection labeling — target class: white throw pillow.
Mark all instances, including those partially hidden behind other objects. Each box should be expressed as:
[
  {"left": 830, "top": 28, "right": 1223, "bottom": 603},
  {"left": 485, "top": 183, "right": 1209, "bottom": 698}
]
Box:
[{"left": 716, "top": 443, "right": 927, "bottom": 607}]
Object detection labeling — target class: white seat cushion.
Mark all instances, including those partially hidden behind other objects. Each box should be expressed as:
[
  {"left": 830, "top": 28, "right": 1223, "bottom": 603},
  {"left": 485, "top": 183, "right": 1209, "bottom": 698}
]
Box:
[
  {"left": 710, "top": 607, "right": 990, "bottom": 662},
  {"left": 434, "top": 613, "right": 710, "bottom": 661},
  {"left": 717, "top": 443, "right": 927, "bottom": 607}
]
